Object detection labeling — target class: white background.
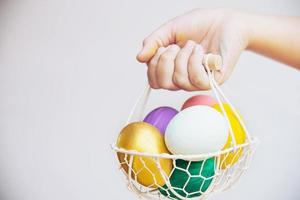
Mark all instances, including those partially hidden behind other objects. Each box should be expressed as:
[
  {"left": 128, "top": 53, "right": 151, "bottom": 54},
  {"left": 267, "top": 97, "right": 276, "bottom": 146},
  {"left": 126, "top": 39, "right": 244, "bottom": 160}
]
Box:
[{"left": 0, "top": 0, "right": 299, "bottom": 200}]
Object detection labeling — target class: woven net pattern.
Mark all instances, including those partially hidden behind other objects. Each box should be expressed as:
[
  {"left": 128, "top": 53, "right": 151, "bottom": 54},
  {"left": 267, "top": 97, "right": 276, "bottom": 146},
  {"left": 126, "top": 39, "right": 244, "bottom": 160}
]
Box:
[
  {"left": 113, "top": 140, "right": 257, "bottom": 200},
  {"left": 112, "top": 58, "right": 258, "bottom": 200}
]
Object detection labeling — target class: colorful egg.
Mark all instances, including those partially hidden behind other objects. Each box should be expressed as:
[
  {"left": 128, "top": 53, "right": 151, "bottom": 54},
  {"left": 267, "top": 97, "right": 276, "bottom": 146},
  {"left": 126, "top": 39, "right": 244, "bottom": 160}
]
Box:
[
  {"left": 143, "top": 106, "right": 178, "bottom": 135},
  {"left": 159, "top": 158, "right": 215, "bottom": 199},
  {"left": 181, "top": 95, "right": 217, "bottom": 110},
  {"left": 165, "top": 106, "right": 229, "bottom": 155},
  {"left": 213, "top": 103, "right": 246, "bottom": 169},
  {"left": 117, "top": 122, "right": 172, "bottom": 188}
]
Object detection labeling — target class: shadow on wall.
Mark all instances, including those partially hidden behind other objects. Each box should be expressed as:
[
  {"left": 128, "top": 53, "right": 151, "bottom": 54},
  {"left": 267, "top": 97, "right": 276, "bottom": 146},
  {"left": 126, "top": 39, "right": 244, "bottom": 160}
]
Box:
[
  {"left": 0, "top": 0, "right": 10, "bottom": 40},
  {"left": 0, "top": 0, "right": 10, "bottom": 14},
  {"left": 0, "top": 1, "right": 15, "bottom": 200}
]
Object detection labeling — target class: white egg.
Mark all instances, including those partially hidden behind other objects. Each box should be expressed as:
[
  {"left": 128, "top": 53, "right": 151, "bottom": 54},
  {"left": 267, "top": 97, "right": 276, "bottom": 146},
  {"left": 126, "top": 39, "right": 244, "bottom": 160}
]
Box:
[{"left": 165, "top": 105, "right": 228, "bottom": 155}]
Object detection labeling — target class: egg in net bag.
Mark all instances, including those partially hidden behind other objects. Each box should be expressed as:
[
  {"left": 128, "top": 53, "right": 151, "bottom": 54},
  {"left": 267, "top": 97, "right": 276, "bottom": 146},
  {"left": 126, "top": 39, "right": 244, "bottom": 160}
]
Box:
[{"left": 112, "top": 54, "right": 258, "bottom": 200}]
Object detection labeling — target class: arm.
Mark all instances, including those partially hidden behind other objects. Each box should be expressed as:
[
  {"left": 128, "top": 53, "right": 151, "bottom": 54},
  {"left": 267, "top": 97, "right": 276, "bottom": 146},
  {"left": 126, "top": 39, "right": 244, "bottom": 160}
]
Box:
[
  {"left": 136, "top": 9, "right": 300, "bottom": 91},
  {"left": 246, "top": 13, "right": 300, "bottom": 68}
]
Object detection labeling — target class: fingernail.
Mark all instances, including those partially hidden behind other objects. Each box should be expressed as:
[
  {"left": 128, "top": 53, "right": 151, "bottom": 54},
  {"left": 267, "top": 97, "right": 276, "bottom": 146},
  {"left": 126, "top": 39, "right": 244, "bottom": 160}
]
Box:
[{"left": 137, "top": 49, "right": 146, "bottom": 61}]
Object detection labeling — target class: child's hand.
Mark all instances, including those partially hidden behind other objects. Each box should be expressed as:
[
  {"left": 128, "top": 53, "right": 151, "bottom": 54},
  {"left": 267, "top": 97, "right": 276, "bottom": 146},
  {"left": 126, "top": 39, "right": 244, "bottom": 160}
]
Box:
[{"left": 137, "top": 9, "right": 250, "bottom": 91}]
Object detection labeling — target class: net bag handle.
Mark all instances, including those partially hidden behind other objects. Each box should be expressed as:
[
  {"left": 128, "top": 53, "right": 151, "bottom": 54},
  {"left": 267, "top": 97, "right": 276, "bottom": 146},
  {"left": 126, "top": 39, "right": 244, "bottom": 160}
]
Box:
[{"left": 126, "top": 54, "right": 252, "bottom": 148}]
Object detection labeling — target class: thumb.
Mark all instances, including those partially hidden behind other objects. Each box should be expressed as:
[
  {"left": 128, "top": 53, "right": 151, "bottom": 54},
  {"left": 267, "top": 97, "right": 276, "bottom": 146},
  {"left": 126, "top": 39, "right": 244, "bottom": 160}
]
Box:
[
  {"left": 136, "top": 39, "right": 160, "bottom": 63},
  {"left": 137, "top": 23, "right": 173, "bottom": 63}
]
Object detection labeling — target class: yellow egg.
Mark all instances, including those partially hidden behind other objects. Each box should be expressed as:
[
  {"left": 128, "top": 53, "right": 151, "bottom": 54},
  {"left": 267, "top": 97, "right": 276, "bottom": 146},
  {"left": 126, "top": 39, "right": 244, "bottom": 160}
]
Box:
[
  {"left": 213, "top": 104, "right": 246, "bottom": 169},
  {"left": 117, "top": 122, "right": 172, "bottom": 188}
]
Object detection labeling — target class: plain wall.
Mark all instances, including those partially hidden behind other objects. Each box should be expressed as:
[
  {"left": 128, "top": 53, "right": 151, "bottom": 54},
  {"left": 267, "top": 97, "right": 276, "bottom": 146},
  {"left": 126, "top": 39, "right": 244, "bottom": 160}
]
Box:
[{"left": 0, "top": 0, "right": 299, "bottom": 200}]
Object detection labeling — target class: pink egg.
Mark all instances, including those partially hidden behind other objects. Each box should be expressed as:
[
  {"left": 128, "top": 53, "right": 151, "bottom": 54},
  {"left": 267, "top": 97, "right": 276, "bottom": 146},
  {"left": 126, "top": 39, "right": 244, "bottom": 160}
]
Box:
[{"left": 181, "top": 95, "right": 217, "bottom": 110}]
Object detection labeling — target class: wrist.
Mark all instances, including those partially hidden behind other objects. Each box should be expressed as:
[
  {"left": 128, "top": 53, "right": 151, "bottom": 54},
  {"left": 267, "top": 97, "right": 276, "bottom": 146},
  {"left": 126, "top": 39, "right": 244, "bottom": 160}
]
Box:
[
  {"left": 241, "top": 11, "right": 263, "bottom": 50},
  {"left": 225, "top": 9, "right": 255, "bottom": 50}
]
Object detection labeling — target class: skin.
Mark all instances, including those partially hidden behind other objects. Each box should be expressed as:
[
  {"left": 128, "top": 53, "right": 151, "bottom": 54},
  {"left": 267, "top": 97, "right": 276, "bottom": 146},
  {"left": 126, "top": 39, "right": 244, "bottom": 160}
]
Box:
[{"left": 136, "top": 9, "right": 300, "bottom": 91}]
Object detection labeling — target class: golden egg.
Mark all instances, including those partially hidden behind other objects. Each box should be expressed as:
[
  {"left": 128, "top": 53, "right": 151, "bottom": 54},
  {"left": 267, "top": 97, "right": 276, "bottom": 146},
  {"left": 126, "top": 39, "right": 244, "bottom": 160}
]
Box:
[
  {"left": 213, "top": 103, "right": 246, "bottom": 169},
  {"left": 117, "top": 122, "right": 172, "bottom": 188}
]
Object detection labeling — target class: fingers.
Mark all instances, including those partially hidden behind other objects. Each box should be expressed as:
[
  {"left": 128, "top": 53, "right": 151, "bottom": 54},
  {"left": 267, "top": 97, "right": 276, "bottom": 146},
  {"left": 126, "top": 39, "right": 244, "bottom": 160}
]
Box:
[
  {"left": 147, "top": 41, "right": 215, "bottom": 91},
  {"left": 188, "top": 44, "right": 211, "bottom": 90},
  {"left": 173, "top": 41, "right": 198, "bottom": 91},
  {"left": 137, "top": 22, "right": 173, "bottom": 63},
  {"left": 147, "top": 47, "right": 167, "bottom": 88},
  {"left": 156, "top": 45, "right": 180, "bottom": 90},
  {"left": 148, "top": 41, "right": 217, "bottom": 91}
]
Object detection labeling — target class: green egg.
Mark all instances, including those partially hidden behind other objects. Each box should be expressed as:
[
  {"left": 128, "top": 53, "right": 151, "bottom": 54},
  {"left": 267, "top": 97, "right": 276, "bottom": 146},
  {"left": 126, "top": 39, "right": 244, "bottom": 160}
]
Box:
[{"left": 159, "top": 158, "right": 215, "bottom": 199}]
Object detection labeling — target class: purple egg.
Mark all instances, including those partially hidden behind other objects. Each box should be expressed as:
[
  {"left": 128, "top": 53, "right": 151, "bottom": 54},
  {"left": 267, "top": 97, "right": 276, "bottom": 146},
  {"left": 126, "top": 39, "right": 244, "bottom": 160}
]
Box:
[{"left": 143, "top": 106, "right": 178, "bottom": 135}]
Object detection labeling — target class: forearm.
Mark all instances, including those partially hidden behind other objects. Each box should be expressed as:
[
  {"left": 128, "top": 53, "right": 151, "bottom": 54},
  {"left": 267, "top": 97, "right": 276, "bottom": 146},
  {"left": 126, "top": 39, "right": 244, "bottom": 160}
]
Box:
[{"left": 245, "top": 13, "right": 300, "bottom": 69}]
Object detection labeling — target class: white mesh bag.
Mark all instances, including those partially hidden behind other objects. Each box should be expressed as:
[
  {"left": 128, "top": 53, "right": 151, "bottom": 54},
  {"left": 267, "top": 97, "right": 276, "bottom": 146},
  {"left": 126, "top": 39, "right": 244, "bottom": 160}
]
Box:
[{"left": 112, "top": 54, "right": 258, "bottom": 200}]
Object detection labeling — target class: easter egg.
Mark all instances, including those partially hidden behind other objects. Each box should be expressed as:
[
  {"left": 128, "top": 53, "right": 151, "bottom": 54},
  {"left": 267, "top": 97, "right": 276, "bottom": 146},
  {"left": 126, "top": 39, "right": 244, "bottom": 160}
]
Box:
[
  {"left": 165, "top": 106, "right": 228, "bottom": 155},
  {"left": 181, "top": 95, "right": 217, "bottom": 110},
  {"left": 159, "top": 158, "right": 215, "bottom": 199},
  {"left": 117, "top": 122, "right": 172, "bottom": 188},
  {"left": 213, "top": 103, "right": 246, "bottom": 169},
  {"left": 143, "top": 106, "right": 178, "bottom": 135}
]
